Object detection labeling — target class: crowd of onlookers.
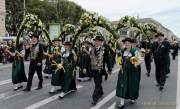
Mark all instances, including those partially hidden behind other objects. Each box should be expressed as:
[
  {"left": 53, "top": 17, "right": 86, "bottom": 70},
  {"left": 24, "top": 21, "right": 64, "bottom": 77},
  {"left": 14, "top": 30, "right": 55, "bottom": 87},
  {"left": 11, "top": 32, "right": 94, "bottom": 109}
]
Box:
[{"left": 0, "top": 40, "right": 31, "bottom": 64}]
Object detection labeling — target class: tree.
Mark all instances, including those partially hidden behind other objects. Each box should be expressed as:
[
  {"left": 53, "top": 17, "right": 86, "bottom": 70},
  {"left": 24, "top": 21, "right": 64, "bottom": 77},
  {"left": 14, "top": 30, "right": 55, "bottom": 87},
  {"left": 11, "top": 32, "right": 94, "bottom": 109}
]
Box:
[
  {"left": 5, "top": 0, "right": 85, "bottom": 35},
  {"left": 27, "top": 0, "right": 58, "bottom": 26},
  {"left": 56, "top": 0, "right": 85, "bottom": 25},
  {"left": 5, "top": 0, "right": 24, "bottom": 35}
]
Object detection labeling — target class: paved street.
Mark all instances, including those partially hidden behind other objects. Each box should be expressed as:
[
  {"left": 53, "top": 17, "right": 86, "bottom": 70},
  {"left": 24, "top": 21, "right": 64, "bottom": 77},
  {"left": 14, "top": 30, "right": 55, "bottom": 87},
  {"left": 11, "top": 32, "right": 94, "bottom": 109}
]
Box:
[{"left": 0, "top": 55, "right": 178, "bottom": 109}]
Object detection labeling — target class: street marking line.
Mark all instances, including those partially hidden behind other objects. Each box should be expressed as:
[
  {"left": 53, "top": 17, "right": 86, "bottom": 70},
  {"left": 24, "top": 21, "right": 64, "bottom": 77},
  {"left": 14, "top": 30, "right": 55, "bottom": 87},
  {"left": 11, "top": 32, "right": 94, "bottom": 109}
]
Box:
[
  {"left": 0, "top": 74, "right": 39, "bottom": 86},
  {"left": 4, "top": 83, "right": 50, "bottom": 100},
  {"left": 0, "top": 79, "right": 11, "bottom": 86},
  {"left": 91, "top": 90, "right": 116, "bottom": 109},
  {"left": 24, "top": 85, "right": 83, "bottom": 109},
  {"left": 108, "top": 102, "right": 116, "bottom": 109},
  {"left": 0, "top": 62, "right": 29, "bottom": 69},
  {"left": 112, "top": 68, "right": 119, "bottom": 74},
  {"left": 176, "top": 54, "right": 180, "bottom": 109}
]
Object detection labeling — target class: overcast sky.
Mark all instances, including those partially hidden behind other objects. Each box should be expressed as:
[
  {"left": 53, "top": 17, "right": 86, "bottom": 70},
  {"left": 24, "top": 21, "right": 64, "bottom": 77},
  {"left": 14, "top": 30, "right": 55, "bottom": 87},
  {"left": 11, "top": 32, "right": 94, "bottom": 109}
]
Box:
[{"left": 69, "top": 0, "right": 180, "bottom": 37}]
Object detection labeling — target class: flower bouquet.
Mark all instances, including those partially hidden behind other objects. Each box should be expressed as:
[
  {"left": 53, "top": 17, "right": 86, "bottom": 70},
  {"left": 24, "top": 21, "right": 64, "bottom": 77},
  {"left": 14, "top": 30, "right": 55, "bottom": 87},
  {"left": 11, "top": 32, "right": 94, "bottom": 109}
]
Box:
[{"left": 130, "top": 56, "right": 139, "bottom": 65}]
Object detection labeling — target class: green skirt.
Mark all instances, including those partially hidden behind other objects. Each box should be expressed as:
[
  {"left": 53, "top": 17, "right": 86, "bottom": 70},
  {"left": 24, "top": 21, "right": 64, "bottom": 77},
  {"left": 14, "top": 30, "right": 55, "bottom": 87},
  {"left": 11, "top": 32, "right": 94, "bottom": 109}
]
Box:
[
  {"left": 12, "top": 60, "right": 27, "bottom": 84},
  {"left": 62, "top": 64, "right": 76, "bottom": 93},
  {"left": 116, "top": 62, "right": 140, "bottom": 100},
  {"left": 51, "top": 69, "right": 64, "bottom": 86}
]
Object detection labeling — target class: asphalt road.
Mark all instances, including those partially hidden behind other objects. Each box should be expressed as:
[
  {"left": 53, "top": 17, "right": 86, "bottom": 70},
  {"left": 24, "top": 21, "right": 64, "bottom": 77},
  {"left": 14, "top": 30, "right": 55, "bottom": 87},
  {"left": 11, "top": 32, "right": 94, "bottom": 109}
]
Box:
[{"left": 0, "top": 54, "right": 178, "bottom": 109}]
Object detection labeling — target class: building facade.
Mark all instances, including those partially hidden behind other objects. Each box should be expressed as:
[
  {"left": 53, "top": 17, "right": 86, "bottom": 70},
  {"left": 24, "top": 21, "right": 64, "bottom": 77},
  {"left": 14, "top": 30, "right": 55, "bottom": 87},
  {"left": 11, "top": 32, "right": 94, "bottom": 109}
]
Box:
[{"left": 0, "top": 0, "right": 6, "bottom": 36}]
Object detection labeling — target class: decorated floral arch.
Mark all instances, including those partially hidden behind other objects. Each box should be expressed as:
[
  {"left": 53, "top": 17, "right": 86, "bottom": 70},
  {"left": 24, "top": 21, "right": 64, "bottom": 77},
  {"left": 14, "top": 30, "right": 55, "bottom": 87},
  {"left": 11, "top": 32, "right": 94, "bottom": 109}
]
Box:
[
  {"left": 73, "top": 12, "right": 118, "bottom": 46},
  {"left": 16, "top": 14, "right": 51, "bottom": 47},
  {"left": 115, "top": 16, "right": 158, "bottom": 40}
]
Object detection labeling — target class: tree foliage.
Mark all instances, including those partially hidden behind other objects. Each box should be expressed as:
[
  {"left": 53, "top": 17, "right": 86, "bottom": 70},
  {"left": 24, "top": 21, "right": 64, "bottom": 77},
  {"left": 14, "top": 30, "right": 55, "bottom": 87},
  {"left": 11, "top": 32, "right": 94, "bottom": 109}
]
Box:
[{"left": 5, "top": 0, "right": 85, "bottom": 35}]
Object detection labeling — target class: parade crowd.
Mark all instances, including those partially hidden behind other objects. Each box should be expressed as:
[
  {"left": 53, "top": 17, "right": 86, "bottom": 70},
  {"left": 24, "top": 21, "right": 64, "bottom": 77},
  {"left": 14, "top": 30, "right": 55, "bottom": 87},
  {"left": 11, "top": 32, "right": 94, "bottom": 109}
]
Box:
[
  {"left": 1, "top": 31, "right": 179, "bottom": 109},
  {"left": 0, "top": 40, "right": 31, "bottom": 64}
]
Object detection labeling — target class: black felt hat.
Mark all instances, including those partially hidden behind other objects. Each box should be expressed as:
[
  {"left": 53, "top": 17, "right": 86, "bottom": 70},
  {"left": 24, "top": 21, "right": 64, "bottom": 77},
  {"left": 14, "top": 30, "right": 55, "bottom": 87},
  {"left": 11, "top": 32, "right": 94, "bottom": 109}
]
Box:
[
  {"left": 93, "top": 34, "right": 104, "bottom": 41},
  {"left": 29, "top": 32, "right": 39, "bottom": 39},
  {"left": 52, "top": 38, "right": 61, "bottom": 42},
  {"left": 122, "top": 37, "right": 133, "bottom": 43},
  {"left": 155, "top": 32, "right": 164, "bottom": 37}
]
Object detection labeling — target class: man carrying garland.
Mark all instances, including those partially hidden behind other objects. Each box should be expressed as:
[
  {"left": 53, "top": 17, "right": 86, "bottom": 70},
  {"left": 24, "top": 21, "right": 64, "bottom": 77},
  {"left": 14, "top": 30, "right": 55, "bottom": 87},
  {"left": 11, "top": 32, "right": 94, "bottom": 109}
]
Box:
[
  {"left": 152, "top": 32, "right": 171, "bottom": 91},
  {"left": 90, "top": 33, "right": 105, "bottom": 105},
  {"left": 77, "top": 39, "right": 92, "bottom": 82},
  {"left": 23, "top": 33, "right": 44, "bottom": 91},
  {"left": 141, "top": 39, "right": 153, "bottom": 77}
]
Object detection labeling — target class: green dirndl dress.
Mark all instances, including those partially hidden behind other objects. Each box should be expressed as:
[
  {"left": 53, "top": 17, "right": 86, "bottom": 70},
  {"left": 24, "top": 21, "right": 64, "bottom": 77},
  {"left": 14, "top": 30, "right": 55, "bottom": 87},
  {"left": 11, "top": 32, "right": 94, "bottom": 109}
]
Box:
[
  {"left": 51, "top": 54, "right": 64, "bottom": 86},
  {"left": 61, "top": 51, "right": 77, "bottom": 93},
  {"left": 116, "top": 48, "right": 140, "bottom": 100},
  {"left": 12, "top": 52, "right": 27, "bottom": 84}
]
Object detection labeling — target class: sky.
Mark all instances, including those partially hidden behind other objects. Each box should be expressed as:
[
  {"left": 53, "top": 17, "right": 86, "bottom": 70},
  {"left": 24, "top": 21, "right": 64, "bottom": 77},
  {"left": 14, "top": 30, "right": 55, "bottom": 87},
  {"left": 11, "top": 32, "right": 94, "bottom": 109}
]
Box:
[{"left": 69, "top": 0, "right": 180, "bottom": 38}]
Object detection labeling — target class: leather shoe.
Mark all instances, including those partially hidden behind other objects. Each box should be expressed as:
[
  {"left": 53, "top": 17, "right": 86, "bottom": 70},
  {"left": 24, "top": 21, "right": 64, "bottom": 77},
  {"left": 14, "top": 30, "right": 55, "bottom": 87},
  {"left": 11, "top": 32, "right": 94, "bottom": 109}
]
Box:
[{"left": 36, "top": 86, "right": 43, "bottom": 90}]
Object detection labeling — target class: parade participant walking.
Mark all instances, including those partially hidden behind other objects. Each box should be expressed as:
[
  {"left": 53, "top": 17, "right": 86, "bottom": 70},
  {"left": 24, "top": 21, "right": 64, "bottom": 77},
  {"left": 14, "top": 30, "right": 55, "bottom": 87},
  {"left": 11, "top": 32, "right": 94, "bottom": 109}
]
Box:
[
  {"left": 43, "top": 41, "right": 54, "bottom": 78},
  {"left": 152, "top": 32, "right": 170, "bottom": 91},
  {"left": 141, "top": 39, "right": 152, "bottom": 77},
  {"left": 116, "top": 38, "right": 141, "bottom": 109},
  {"left": 59, "top": 38, "right": 77, "bottom": 98},
  {"left": 164, "top": 38, "right": 171, "bottom": 77},
  {"left": 90, "top": 33, "right": 105, "bottom": 105},
  {"left": 49, "top": 38, "right": 64, "bottom": 94},
  {"left": 102, "top": 42, "right": 113, "bottom": 80},
  {"left": 7, "top": 40, "right": 27, "bottom": 90},
  {"left": 171, "top": 41, "right": 179, "bottom": 60},
  {"left": 108, "top": 40, "right": 116, "bottom": 69},
  {"left": 77, "top": 41, "right": 91, "bottom": 82},
  {"left": 23, "top": 33, "right": 44, "bottom": 91}
]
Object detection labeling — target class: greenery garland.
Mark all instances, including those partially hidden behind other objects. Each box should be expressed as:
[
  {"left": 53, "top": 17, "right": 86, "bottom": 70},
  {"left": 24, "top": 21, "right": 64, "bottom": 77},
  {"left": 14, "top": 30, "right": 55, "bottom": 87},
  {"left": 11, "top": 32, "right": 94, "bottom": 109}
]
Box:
[
  {"left": 73, "top": 12, "right": 117, "bottom": 47},
  {"left": 16, "top": 14, "right": 51, "bottom": 47},
  {"left": 59, "top": 24, "right": 76, "bottom": 43},
  {"left": 116, "top": 16, "right": 139, "bottom": 31},
  {"left": 134, "top": 23, "right": 158, "bottom": 40},
  {"left": 116, "top": 16, "right": 158, "bottom": 40}
]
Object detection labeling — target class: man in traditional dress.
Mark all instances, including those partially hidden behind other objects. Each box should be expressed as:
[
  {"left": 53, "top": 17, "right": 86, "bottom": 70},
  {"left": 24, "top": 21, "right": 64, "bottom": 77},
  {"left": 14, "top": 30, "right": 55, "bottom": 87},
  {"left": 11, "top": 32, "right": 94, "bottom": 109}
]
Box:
[
  {"left": 77, "top": 41, "right": 92, "bottom": 82},
  {"left": 102, "top": 41, "right": 113, "bottom": 80},
  {"left": 171, "top": 41, "right": 179, "bottom": 60},
  {"left": 152, "top": 32, "right": 170, "bottom": 91},
  {"left": 23, "top": 33, "right": 44, "bottom": 91},
  {"left": 108, "top": 40, "right": 116, "bottom": 69},
  {"left": 90, "top": 33, "right": 105, "bottom": 105},
  {"left": 141, "top": 39, "right": 153, "bottom": 77},
  {"left": 164, "top": 38, "right": 171, "bottom": 77}
]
